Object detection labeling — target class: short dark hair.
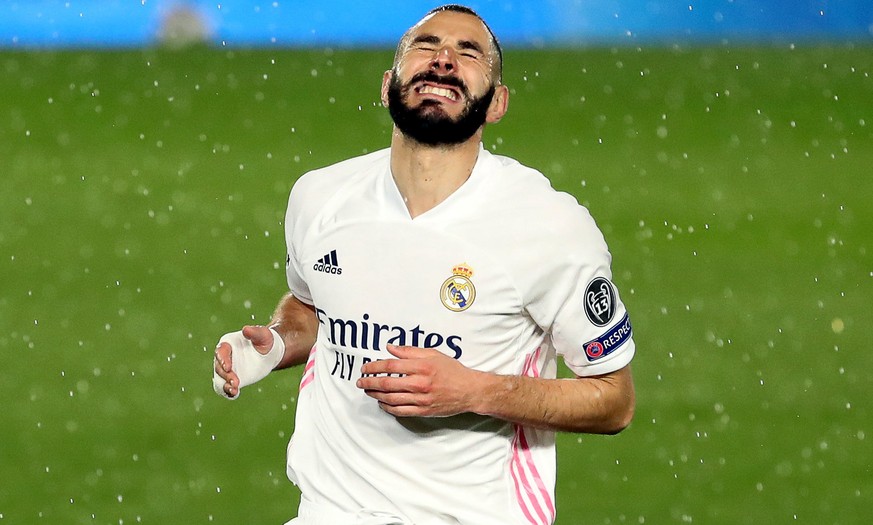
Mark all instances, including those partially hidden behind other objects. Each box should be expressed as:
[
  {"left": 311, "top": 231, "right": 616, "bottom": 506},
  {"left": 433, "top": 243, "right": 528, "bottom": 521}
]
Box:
[{"left": 393, "top": 4, "right": 504, "bottom": 84}]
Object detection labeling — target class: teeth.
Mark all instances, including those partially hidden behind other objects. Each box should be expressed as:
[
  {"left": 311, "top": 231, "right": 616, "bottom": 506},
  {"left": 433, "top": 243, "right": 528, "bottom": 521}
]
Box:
[{"left": 419, "top": 85, "right": 457, "bottom": 101}]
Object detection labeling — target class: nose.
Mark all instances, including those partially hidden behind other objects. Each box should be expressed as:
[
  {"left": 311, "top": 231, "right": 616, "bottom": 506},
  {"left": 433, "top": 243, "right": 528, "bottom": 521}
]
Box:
[{"left": 430, "top": 46, "right": 457, "bottom": 74}]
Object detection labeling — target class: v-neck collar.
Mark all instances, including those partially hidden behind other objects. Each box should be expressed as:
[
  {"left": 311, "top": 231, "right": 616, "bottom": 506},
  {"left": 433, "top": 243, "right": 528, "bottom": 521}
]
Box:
[{"left": 383, "top": 144, "right": 489, "bottom": 222}]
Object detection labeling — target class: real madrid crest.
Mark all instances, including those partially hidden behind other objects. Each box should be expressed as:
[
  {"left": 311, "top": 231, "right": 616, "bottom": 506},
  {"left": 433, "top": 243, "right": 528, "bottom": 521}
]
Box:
[{"left": 441, "top": 263, "right": 476, "bottom": 312}]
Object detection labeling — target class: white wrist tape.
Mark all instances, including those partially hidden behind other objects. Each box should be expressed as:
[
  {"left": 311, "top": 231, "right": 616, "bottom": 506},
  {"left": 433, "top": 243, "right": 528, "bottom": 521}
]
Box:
[{"left": 212, "top": 327, "right": 285, "bottom": 399}]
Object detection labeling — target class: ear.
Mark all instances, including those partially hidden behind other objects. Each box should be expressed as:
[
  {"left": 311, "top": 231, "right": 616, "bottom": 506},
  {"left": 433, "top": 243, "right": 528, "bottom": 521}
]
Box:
[
  {"left": 380, "top": 70, "right": 393, "bottom": 107},
  {"left": 485, "top": 84, "right": 509, "bottom": 124}
]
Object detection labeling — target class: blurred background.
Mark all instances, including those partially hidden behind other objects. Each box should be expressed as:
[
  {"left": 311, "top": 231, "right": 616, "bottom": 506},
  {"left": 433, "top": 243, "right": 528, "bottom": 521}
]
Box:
[
  {"left": 2, "top": 1, "right": 872, "bottom": 524},
  {"left": 3, "top": 0, "right": 873, "bottom": 48}
]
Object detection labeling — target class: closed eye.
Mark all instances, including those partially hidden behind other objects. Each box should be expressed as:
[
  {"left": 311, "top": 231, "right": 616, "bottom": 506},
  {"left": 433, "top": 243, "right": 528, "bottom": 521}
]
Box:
[
  {"left": 411, "top": 35, "right": 440, "bottom": 51},
  {"left": 409, "top": 34, "right": 486, "bottom": 60},
  {"left": 458, "top": 40, "right": 485, "bottom": 59}
]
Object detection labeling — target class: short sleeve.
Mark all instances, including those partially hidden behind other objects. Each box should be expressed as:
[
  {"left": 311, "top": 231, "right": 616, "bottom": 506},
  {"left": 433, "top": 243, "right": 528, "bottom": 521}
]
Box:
[
  {"left": 523, "top": 204, "right": 635, "bottom": 377},
  {"left": 283, "top": 174, "right": 314, "bottom": 305}
]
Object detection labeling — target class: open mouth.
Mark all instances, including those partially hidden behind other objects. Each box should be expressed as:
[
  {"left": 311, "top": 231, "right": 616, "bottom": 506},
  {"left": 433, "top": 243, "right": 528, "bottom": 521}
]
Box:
[{"left": 416, "top": 83, "right": 461, "bottom": 102}]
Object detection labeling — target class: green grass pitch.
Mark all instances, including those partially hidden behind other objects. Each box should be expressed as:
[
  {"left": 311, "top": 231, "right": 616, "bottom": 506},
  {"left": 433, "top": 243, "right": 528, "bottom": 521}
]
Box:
[{"left": 1, "top": 44, "right": 871, "bottom": 524}]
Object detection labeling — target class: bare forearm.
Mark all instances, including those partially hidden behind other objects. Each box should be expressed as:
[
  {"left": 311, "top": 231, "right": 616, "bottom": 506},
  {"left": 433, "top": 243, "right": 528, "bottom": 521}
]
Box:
[
  {"left": 269, "top": 293, "right": 318, "bottom": 369},
  {"left": 472, "top": 365, "right": 635, "bottom": 434}
]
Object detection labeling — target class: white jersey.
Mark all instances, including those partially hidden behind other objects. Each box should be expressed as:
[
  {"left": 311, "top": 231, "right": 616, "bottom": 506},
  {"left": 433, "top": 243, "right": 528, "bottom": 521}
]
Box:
[{"left": 283, "top": 146, "right": 635, "bottom": 525}]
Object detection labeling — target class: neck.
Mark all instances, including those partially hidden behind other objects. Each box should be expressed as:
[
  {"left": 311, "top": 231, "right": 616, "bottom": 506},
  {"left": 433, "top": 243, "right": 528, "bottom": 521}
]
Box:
[{"left": 389, "top": 128, "right": 482, "bottom": 218}]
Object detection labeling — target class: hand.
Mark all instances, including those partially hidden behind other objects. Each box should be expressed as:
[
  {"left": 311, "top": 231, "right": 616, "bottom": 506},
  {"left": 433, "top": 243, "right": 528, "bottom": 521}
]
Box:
[
  {"left": 356, "top": 345, "right": 481, "bottom": 417},
  {"left": 213, "top": 325, "right": 276, "bottom": 398}
]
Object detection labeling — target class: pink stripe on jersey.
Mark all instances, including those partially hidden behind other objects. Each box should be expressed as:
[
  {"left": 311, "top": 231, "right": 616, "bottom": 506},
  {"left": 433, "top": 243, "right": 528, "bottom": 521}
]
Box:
[
  {"left": 510, "top": 432, "right": 547, "bottom": 524},
  {"left": 299, "top": 345, "right": 317, "bottom": 390},
  {"left": 510, "top": 347, "right": 556, "bottom": 525},
  {"left": 524, "top": 346, "right": 543, "bottom": 378},
  {"left": 518, "top": 427, "right": 556, "bottom": 517}
]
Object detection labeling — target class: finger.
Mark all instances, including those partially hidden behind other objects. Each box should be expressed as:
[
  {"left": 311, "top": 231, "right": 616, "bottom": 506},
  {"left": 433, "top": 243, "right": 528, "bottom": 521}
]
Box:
[
  {"left": 363, "top": 390, "right": 423, "bottom": 407},
  {"left": 223, "top": 374, "right": 239, "bottom": 397},
  {"left": 385, "top": 344, "right": 429, "bottom": 358},
  {"left": 378, "top": 402, "right": 428, "bottom": 418},
  {"left": 360, "top": 357, "right": 422, "bottom": 377},
  {"left": 214, "top": 359, "right": 228, "bottom": 380},
  {"left": 387, "top": 345, "right": 447, "bottom": 362},
  {"left": 242, "top": 325, "right": 275, "bottom": 355},
  {"left": 358, "top": 374, "right": 433, "bottom": 395},
  {"left": 357, "top": 375, "right": 393, "bottom": 392},
  {"left": 356, "top": 374, "right": 410, "bottom": 392},
  {"left": 385, "top": 344, "right": 405, "bottom": 358},
  {"left": 214, "top": 342, "right": 233, "bottom": 374}
]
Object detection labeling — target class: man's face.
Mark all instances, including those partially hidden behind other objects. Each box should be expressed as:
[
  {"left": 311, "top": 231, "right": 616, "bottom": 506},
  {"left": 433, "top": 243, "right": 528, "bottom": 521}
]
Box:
[
  {"left": 386, "top": 70, "right": 495, "bottom": 147},
  {"left": 384, "top": 11, "right": 501, "bottom": 146}
]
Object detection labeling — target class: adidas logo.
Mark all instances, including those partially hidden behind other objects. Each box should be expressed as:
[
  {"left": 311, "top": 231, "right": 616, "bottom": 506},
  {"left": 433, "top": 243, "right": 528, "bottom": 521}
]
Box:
[{"left": 313, "top": 249, "right": 343, "bottom": 275}]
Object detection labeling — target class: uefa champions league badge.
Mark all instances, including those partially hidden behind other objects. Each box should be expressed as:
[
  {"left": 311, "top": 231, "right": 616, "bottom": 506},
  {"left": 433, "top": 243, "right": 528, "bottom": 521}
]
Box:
[
  {"left": 440, "top": 263, "right": 476, "bottom": 312},
  {"left": 584, "top": 277, "right": 616, "bottom": 327}
]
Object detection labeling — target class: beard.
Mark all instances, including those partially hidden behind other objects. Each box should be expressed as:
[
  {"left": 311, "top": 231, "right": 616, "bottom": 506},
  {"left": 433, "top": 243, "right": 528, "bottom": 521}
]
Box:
[{"left": 387, "top": 70, "right": 496, "bottom": 147}]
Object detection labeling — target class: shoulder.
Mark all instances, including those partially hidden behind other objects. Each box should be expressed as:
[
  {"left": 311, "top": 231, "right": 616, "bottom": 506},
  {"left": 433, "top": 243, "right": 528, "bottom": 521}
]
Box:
[
  {"left": 478, "top": 150, "right": 604, "bottom": 246},
  {"left": 291, "top": 148, "right": 390, "bottom": 200},
  {"left": 287, "top": 148, "right": 390, "bottom": 219}
]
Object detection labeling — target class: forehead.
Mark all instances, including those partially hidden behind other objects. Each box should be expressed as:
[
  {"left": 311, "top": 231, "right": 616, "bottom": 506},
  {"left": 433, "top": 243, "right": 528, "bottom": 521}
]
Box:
[{"left": 405, "top": 11, "right": 492, "bottom": 51}]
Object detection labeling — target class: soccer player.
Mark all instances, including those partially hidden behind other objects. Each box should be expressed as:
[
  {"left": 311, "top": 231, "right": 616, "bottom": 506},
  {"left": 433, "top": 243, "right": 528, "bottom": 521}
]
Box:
[{"left": 213, "top": 4, "right": 636, "bottom": 524}]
